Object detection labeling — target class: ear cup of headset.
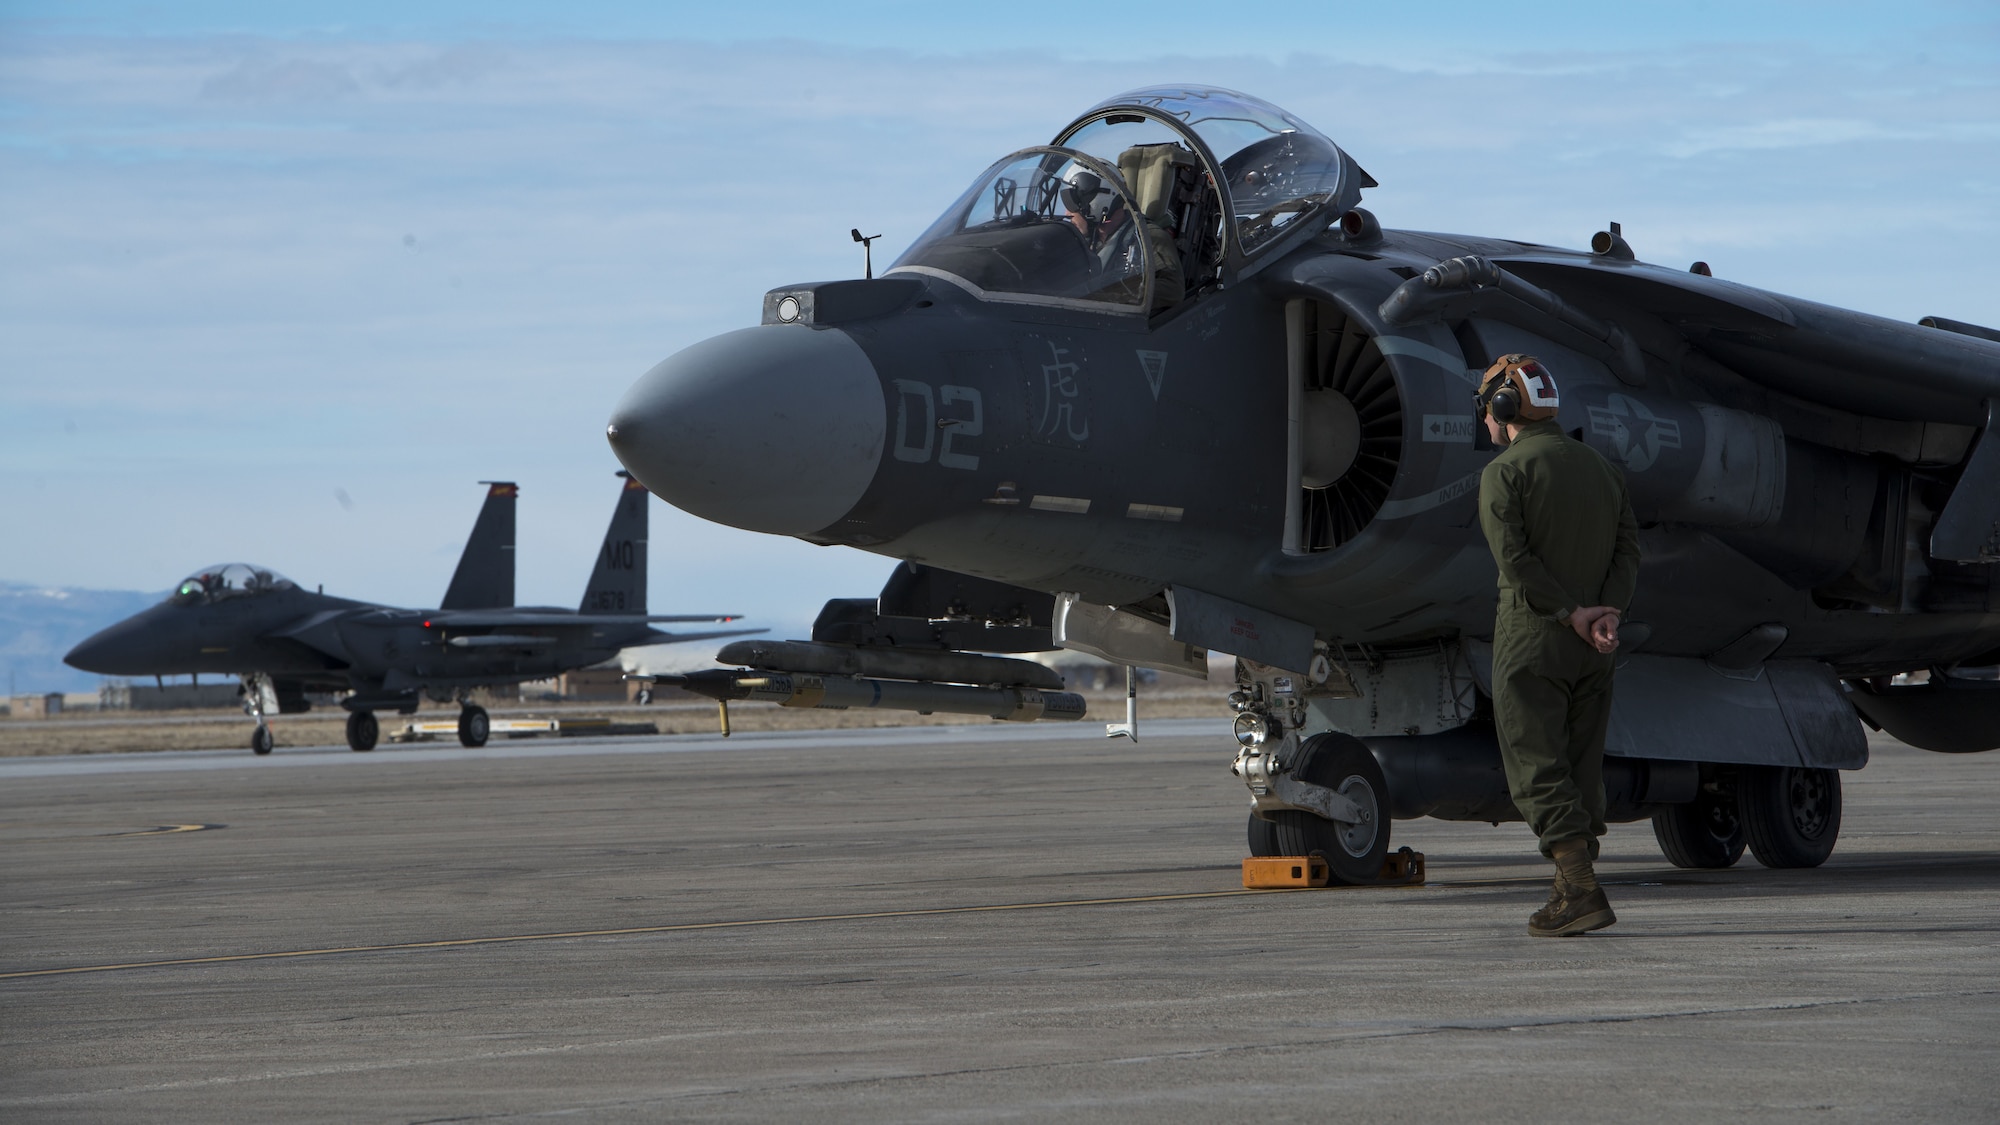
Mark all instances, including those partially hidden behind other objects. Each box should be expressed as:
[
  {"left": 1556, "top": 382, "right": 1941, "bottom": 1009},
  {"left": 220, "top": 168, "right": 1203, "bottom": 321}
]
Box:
[{"left": 1488, "top": 386, "right": 1521, "bottom": 424}]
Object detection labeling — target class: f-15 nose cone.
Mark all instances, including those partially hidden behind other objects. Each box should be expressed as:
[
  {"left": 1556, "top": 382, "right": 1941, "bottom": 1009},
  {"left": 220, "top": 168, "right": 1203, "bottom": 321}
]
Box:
[
  {"left": 64, "top": 609, "right": 179, "bottom": 675},
  {"left": 607, "top": 326, "right": 885, "bottom": 537}
]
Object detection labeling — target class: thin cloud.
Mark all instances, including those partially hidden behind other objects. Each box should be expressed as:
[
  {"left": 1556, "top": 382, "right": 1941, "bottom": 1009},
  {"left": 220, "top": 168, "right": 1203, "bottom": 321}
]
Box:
[
  {"left": 0, "top": 30, "right": 1995, "bottom": 612},
  {"left": 199, "top": 55, "right": 361, "bottom": 102}
]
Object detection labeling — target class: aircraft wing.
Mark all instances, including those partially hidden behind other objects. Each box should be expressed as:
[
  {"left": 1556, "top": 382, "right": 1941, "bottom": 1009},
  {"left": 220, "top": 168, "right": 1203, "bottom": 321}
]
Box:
[
  {"left": 1494, "top": 253, "right": 2000, "bottom": 424},
  {"left": 420, "top": 611, "right": 747, "bottom": 628}
]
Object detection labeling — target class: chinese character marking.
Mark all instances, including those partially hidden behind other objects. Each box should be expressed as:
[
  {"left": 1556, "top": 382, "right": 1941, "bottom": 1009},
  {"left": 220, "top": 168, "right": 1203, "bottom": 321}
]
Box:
[{"left": 1037, "top": 343, "right": 1090, "bottom": 443}]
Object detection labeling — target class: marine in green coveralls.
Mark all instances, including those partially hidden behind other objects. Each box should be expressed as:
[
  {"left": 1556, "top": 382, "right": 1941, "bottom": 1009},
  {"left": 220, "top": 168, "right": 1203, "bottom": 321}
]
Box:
[{"left": 1475, "top": 355, "right": 1641, "bottom": 937}]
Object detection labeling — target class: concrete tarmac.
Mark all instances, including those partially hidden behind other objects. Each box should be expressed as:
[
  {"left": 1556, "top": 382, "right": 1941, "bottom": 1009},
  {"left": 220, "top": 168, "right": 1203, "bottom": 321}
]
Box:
[{"left": 1, "top": 721, "right": 1995, "bottom": 1122}]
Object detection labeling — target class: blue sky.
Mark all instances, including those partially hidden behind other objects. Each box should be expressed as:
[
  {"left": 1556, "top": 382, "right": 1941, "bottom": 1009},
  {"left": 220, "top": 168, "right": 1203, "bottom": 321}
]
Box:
[
  {"left": 8, "top": 1, "right": 1994, "bottom": 57},
  {"left": 2, "top": 2, "right": 1997, "bottom": 656}
]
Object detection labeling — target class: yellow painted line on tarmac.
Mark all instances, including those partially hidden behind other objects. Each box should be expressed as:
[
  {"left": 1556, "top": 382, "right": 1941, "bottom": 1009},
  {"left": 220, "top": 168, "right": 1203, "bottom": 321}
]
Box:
[
  {"left": 1, "top": 889, "right": 1288, "bottom": 981},
  {"left": 100, "top": 824, "right": 226, "bottom": 838}
]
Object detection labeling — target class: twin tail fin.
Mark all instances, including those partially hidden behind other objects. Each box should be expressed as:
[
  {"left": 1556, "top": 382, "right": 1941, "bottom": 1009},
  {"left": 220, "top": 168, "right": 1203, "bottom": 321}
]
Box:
[
  {"left": 440, "top": 481, "right": 517, "bottom": 610},
  {"left": 579, "top": 472, "right": 648, "bottom": 614}
]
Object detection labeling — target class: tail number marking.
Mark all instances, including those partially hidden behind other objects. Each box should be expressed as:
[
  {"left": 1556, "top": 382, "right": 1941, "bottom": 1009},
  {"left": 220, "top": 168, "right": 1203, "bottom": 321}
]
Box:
[{"left": 893, "top": 380, "right": 983, "bottom": 471}]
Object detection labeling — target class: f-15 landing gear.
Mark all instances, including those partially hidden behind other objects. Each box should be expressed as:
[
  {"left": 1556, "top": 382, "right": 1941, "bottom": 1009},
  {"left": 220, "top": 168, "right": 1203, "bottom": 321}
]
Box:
[
  {"left": 457, "top": 704, "right": 490, "bottom": 748},
  {"left": 240, "top": 672, "right": 275, "bottom": 756},
  {"left": 345, "top": 710, "right": 379, "bottom": 752}
]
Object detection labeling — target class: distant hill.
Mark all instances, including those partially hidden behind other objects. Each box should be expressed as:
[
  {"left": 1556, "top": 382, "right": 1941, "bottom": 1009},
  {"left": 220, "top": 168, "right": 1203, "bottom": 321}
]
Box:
[{"left": 0, "top": 583, "right": 162, "bottom": 696}]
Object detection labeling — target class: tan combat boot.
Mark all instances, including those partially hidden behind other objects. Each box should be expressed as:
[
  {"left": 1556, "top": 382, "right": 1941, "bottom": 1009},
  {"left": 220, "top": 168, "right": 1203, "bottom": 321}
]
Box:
[{"left": 1529, "top": 839, "right": 1616, "bottom": 937}]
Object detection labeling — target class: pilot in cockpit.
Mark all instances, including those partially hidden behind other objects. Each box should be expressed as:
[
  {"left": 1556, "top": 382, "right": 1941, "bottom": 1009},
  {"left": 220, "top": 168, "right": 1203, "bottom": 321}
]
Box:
[
  {"left": 1060, "top": 169, "right": 1119, "bottom": 249},
  {"left": 1062, "top": 166, "right": 1183, "bottom": 312}
]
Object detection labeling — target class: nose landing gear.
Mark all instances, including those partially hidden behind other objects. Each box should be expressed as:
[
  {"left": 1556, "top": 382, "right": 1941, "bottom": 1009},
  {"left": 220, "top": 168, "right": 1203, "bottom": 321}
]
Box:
[
  {"left": 1243, "top": 732, "right": 1393, "bottom": 885},
  {"left": 240, "top": 673, "right": 275, "bottom": 756}
]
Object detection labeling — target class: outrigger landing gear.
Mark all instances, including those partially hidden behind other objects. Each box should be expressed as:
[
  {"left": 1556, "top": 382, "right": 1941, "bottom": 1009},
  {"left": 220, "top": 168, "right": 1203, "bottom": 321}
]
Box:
[{"left": 345, "top": 710, "right": 379, "bottom": 753}]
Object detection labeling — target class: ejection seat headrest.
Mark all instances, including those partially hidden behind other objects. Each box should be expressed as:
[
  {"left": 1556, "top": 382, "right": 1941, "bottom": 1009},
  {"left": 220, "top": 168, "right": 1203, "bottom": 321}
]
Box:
[{"left": 1117, "top": 143, "right": 1197, "bottom": 228}]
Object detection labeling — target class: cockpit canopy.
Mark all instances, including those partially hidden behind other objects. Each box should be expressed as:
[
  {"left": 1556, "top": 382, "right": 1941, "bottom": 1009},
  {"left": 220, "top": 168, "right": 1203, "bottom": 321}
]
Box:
[
  {"left": 890, "top": 86, "right": 1370, "bottom": 314},
  {"left": 1059, "top": 87, "right": 1369, "bottom": 257},
  {"left": 891, "top": 148, "right": 1157, "bottom": 312},
  {"left": 169, "top": 563, "right": 296, "bottom": 605}
]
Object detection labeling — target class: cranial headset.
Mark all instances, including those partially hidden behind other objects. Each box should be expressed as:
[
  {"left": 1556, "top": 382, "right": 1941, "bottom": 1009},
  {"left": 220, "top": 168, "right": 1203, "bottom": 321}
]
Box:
[{"left": 1475, "top": 354, "right": 1559, "bottom": 425}]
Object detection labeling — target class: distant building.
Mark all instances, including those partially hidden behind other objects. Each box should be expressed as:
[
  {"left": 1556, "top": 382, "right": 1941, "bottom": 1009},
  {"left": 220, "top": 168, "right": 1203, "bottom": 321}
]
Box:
[
  {"left": 98, "top": 679, "right": 243, "bottom": 711},
  {"left": 555, "top": 667, "right": 636, "bottom": 702},
  {"left": 9, "top": 693, "right": 65, "bottom": 719}
]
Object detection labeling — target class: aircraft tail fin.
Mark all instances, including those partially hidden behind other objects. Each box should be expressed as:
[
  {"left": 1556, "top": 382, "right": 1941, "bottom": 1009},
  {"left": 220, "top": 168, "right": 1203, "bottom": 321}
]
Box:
[
  {"left": 440, "top": 481, "right": 517, "bottom": 610},
  {"left": 579, "top": 472, "right": 648, "bottom": 614}
]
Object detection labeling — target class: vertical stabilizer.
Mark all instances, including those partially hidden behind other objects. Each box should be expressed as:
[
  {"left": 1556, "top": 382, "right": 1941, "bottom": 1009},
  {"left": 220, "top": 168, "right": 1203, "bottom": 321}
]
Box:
[
  {"left": 580, "top": 472, "right": 649, "bottom": 613},
  {"left": 440, "top": 482, "right": 517, "bottom": 610}
]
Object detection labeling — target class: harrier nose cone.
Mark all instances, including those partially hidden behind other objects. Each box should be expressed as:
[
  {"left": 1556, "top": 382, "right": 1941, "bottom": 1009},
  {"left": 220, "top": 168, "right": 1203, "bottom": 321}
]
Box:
[{"left": 607, "top": 326, "right": 885, "bottom": 537}]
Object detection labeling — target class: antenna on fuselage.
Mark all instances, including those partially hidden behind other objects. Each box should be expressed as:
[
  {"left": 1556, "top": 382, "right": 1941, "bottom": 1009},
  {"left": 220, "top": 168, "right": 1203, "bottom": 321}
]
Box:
[{"left": 851, "top": 228, "right": 882, "bottom": 280}]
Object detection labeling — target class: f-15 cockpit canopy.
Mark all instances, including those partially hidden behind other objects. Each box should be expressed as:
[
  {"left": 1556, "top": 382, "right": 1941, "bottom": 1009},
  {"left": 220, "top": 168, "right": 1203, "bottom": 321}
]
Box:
[
  {"left": 169, "top": 563, "right": 296, "bottom": 605},
  {"left": 890, "top": 86, "right": 1371, "bottom": 315}
]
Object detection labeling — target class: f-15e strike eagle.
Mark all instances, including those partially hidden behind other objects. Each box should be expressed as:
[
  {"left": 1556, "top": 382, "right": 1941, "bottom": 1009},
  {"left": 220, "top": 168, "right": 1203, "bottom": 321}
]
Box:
[
  {"left": 65, "top": 474, "right": 757, "bottom": 754},
  {"left": 604, "top": 86, "right": 2000, "bottom": 883}
]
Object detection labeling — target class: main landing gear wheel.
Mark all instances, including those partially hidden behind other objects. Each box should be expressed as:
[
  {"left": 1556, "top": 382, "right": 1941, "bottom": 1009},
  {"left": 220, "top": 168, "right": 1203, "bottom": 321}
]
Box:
[
  {"left": 1651, "top": 780, "right": 1745, "bottom": 869},
  {"left": 346, "top": 710, "right": 379, "bottom": 753},
  {"left": 250, "top": 724, "right": 274, "bottom": 756},
  {"left": 1262, "top": 732, "right": 1391, "bottom": 885},
  {"left": 458, "top": 705, "right": 490, "bottom": 748},
  {"left": 1740, "top": 765, "right": 1841, "bottom": 868}
]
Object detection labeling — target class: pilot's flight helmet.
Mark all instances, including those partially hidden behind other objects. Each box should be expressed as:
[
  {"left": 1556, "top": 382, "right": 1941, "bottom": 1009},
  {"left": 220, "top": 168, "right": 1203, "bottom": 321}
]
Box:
[
  {"left": 1476, "top": 354, "right": 1561, "bottom": 425},
  {"left": 1060, "top": 167, "right": 1118, "bottom": 224}
]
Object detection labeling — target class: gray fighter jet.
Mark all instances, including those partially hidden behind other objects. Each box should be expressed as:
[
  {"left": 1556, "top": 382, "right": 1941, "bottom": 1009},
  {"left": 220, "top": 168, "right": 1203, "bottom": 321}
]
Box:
[
  {"left": 66, "top": 474, "right": 757, "bottom": 754},
  {"left": 606, "top": 86, "right": 2000, "bottom": 882}
]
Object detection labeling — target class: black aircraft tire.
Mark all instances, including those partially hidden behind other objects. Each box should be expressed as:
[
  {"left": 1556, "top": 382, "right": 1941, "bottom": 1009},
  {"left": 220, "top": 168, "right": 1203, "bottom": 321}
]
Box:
[
  {"left": 1650, "top": 788, "right": 1745, "bottom": 869},
  {"left": 1246, "top": 812, "right": 1282, "bottom": 857},
  {"left": 458, "top": 705, "right": 490, "bottom": 748},
  {"left": 1740, "top": 765, "right": 1841, "bottom": 869},
  {"left": 250, "top": 725, "right": 274, "bottom": 756},
  {"left": 1269, "top": 733, "right": 1390, "bottom": 885},
  {"left": 346, "top": 710, "right": 379, "bottom": 753}
]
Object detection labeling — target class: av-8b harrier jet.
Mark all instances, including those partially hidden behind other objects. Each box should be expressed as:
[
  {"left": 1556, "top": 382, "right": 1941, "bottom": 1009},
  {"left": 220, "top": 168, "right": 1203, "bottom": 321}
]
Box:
[
  {"left": 606, "top": 86, "right": 2000, "bottom": 882},
  {"left": 66, "top": 474, "right": 756, "bottom": 754}
]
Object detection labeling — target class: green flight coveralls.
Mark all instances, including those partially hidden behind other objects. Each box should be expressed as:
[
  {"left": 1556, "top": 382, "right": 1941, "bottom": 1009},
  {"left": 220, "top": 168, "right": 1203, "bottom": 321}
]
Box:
[{"left": 1478, "top": 419, "right": 1641, "bottom": 860}]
